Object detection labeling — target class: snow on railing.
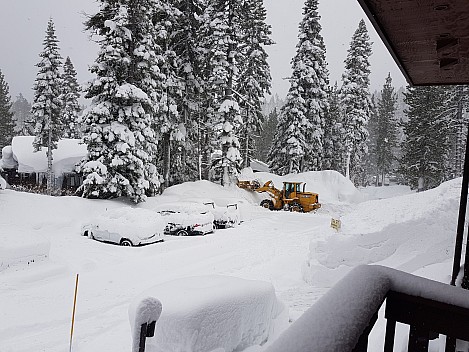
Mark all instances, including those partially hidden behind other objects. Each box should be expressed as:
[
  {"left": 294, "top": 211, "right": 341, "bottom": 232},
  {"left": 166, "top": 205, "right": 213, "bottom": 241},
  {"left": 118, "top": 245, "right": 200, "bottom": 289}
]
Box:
[{"left": 264, "top": 265, "right": 469, "bottom": 352}]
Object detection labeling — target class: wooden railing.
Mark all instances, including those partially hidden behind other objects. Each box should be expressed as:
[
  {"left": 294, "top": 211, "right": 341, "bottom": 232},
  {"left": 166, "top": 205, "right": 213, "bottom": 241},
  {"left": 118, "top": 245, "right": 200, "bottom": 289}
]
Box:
[{"left": 264, "top": 265, "right": 469, "bottom": 352}]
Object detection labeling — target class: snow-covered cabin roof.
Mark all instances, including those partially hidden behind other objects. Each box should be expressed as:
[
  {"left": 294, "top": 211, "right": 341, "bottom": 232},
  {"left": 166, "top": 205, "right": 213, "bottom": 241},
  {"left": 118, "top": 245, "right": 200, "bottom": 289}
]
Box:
[
  {"left": 250, "top": 159, "right": 269, "bottom": 173},
  {"left": 1, "top": 136, "right": 87, "bottom": 174}
]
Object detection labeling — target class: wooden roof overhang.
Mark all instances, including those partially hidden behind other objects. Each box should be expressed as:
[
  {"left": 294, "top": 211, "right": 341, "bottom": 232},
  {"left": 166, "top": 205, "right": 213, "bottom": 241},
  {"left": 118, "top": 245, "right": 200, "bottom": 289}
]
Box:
[{"left": 356, "top": 0, "right": 469, "bottom": 86}]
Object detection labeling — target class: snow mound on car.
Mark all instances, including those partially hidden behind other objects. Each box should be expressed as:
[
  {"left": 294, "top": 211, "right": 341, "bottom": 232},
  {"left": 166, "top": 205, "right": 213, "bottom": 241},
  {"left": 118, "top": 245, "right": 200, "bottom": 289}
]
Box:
[{"left": 87, "top": 207, "right": 166, "bottom": 238}]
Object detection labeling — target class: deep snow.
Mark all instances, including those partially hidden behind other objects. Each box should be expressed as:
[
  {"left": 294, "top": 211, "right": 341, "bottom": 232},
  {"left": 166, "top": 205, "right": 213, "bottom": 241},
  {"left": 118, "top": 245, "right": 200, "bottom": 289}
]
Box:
[{"left": 0, "top": 170, "right": 463, "bottom": 352}]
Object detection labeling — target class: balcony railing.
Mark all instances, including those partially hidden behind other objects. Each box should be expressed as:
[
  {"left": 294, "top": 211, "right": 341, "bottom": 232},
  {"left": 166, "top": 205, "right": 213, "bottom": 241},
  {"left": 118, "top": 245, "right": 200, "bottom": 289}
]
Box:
[{"left": 264, "top": 265, "right": 469, "bottom": 352}]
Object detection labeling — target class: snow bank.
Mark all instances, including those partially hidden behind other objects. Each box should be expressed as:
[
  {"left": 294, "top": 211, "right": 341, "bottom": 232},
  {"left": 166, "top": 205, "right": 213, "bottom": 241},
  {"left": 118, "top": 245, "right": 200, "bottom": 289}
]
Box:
[
  {"left": 0, "top": 175, "right": 6, "bottom": 189},
  {"left": 304, "top": 178, "right": 463, "bottom": 286},
  {"left": 266, "top": 265, "right": 469, "bottom": 352},
  {"left": 131, "top": 276, "right": 288, "bottom": 352},
  {"left": 0, "top": 229, "right": 50, "bottom": 272}
]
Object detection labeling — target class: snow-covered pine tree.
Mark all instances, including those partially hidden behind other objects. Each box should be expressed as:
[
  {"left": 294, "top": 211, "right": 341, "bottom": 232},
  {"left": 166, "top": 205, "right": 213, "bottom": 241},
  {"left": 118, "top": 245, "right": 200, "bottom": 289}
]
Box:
[
  {"left": 255, "top": 107, "right": 278, "bottom": 162},
  {"left": 340, "top": 19, "right": 372, "bottom": 186},
  {"left": 79, "top": 0, "right": 161, "bottom": 203},
  {"left": 236, "top": 0, "right": 273, "bottom": 169},
  {"left": 151, "top": 2, "right": 183, "bottom": 190},
  {"left": 367, "top": 94, "right": 379, "bottom": 185},
  {"left": 61, "top": 56, "right": 82, "bottom": 139},
  {"left": 0, "top": 69, "right": 14, "bottom": 151},
  {"left": 374, "top": 73, "right": 398, "bottom": 185},
  {"left": 31, "top": 19, "right": 63, "bottom": 193},
  {"left": 400, "top": 85, "right": 448, "bottom": 190},
  {"left": 269, "top": 0, "right": 328, "bottom": 174},
  {"left": 323, "top": 82, "right": 343, "bottom": 171},
  {"left": 11, "top": 93, "right": 33, "bottom": 136},
  {"left": 444, "top": 85, "right": 469, "bottom": 179},
  {"left": 170, "top": 0, "right": 206, "bottom": 183},
  {"left": 201, "top": 0, "right": 243, "bottom": 185}
]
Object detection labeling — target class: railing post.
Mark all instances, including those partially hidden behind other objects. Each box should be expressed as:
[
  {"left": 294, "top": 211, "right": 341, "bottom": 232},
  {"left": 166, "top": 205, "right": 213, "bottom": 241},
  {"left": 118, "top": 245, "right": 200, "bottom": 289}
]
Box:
[
  {"left": 352, "top": 311, "right": 378, "bottom": 352},
  {"left": 408, "top": 325, "right": 429, "bottom": 352},
  {"left": 384, "top": 319, "right": 396, "bottom": 352},
  {"left": 445, "top": 336, "right": 456, "bottom": 352}
]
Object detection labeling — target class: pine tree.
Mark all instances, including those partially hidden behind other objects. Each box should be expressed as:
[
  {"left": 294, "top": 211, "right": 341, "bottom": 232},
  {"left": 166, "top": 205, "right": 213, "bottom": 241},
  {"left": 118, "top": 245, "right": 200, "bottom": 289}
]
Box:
[
  {"left": 444, "top": 85, "right": 469, "bottom": 179},
  {"left": 236, "top": 0, "right": 273, "bottom": 168},
  {"left": 323, "top": 82, "right": 343, "bottom": 171},
  {"left": 367, "top": 94, "right": 379, "bottom": 184},
  {"left": 255, "top": 107, "right": 278, "bottom": 162},
  {"left": 79, "top": 0, "right": 162, "bottom": 203},
  {"left": 340, "top": 19, "right": 372, "bottom": 186},
  {"left": 400, "top": 85, "right": 448, "bottom": 190},
  {"left": 268, "top": 0, "right": 328, "bottom": 174},
  {"left": 11, "top": 93, "right": 33, "bottom": 135},
  {"left": 201, "top": 0, "right": 243, "bottom": 185},
  {"left": 0, "top": 69, "right": 14, "bottom": 150},
  {"left": 31, "top": 19, "right": 63, "bottom": 193},
  {"left": 62, "top": 56, "right": 82, "bottom": 138},
  {"left": 170, "top": 0, "right": 207, "bottom": 183},
  {"left": 374, "top": 73, "right": 398, "bottom": 184}
]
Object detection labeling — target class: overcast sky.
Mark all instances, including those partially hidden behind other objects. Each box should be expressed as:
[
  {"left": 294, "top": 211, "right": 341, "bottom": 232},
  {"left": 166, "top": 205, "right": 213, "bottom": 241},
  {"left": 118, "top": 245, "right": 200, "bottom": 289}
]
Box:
[{"left": 0, "top": 0, "right": 407, "bottom": 104}]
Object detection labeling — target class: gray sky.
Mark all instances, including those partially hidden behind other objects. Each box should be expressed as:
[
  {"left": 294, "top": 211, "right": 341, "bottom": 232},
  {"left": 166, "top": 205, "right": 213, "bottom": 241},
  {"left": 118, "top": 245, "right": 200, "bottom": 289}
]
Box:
[{"left": 0, "top": 0, "right": 407, "bottom": 104}]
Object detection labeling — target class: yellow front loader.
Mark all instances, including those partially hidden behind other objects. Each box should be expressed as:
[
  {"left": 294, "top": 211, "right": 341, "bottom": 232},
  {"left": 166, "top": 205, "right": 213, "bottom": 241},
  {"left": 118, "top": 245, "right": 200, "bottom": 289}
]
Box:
[{"left": 237, "top": 179, "right": 321, "bottom": 213}]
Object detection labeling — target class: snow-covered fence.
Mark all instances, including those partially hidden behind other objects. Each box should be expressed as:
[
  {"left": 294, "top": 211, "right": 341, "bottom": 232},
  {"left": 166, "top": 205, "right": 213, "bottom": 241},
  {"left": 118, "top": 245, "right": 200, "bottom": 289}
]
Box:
[{"left": 264, "top": 265, "right": 469, "bottom": 352}]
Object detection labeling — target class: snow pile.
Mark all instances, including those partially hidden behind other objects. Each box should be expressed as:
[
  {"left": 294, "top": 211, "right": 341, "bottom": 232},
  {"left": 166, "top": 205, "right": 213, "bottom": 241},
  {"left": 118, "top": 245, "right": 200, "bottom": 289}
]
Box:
[
  {"left": 238, "top": 169, "right": 364, "bottom": 204},
  {"left": 1, "top": 145, "right": 17, "bottom": 169},
  {"left": 131, "top": 276, "right": 288, "bottom": 352},
  {"left": 0, "top": 229, "right": 50, "bottom": 272},
  {"left": 304, "top": 178, "right": 462, "bottom": 286}
]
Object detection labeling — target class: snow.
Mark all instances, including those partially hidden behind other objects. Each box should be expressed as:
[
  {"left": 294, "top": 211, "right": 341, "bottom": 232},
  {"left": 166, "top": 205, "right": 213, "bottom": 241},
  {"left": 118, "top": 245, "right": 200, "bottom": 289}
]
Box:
[
  {"left": 0, "top": 170, "right": 464, "bottom": 352},
  {"left": 82, "top": 207, "right": 167, "bottom": 244},
  {"left": 130, "top": 276, "right": 287, "bottom": 352},
  {"left": 2, "top": 136, "right": 87, "bottom": 174},
  {"left": 129, "top": 297, "right": 162, "bottom": 352}
]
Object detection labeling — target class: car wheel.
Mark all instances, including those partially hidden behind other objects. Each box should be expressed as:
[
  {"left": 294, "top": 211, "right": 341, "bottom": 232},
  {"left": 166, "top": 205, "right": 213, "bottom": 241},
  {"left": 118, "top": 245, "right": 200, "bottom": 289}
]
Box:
[
  {"left": 260, "top": 199, "right": 273, "bottom": 210},
  {"left": 120, "top": 239, "right": 133, "bottom": 246},
  {"left": 176, "top": 229, "right": 189, "bottom": 236}
]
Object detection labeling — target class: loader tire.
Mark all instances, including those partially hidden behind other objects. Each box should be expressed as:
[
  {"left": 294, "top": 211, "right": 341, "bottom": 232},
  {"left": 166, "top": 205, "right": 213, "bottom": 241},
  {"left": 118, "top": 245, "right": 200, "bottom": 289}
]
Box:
[
  {"left": 290, "top": 202, "right": 303, "bottom": 213},
  {"left": 260, "top": 199, "right": 274, "bottom": 210}
]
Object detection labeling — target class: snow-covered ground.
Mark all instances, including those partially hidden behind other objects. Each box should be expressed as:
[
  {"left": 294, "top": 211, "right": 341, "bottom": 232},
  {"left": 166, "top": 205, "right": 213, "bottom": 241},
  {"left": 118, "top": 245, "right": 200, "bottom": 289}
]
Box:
[{"left": 0, "top": 170, "right": 463, "bottom": 351}]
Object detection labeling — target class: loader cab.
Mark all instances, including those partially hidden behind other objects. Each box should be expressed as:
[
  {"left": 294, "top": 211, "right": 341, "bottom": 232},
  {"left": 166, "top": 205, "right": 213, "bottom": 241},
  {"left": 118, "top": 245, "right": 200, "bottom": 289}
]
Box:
[{"left": 283, "top": 182, "right": 301, "bottom": 199}]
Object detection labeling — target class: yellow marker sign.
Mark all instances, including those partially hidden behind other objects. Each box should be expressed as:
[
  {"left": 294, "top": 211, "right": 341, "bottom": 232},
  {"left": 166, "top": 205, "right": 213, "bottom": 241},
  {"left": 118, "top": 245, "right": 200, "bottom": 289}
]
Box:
[{"left": 331, "top": 218, "right": 341, "bottom": 231}]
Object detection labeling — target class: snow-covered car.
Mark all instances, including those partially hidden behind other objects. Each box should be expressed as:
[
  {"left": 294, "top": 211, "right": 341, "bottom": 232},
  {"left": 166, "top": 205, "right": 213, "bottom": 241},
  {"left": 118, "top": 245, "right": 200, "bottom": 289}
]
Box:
[
  {"left": 81, "top": 207, "right": 166, "bottom": 246},
  {"left": 204, "top": 202, "right": 240, "bottom": 229},
  {"left": 153, "top": 203, "right": 214, "bottom": 236}
]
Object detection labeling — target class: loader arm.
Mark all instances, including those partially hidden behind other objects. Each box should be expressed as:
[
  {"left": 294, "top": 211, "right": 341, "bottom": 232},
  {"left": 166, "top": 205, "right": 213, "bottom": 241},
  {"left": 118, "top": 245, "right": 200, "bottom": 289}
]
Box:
[{"left": 254, "top": 181, "right": 282, "bottom": 199}]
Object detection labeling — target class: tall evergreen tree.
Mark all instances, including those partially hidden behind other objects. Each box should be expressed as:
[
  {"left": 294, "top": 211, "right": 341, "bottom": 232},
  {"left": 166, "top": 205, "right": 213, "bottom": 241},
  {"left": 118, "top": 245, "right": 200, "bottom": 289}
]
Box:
[
  {"left": 236, "top": 0, "right": 273, "bottom": 168},
  {"left": 373, "top": 73, "right": 398, "bottom": 184},
  {"left": 444, "top": 85, "right": 469, "bottom": 179},
  {"left": 170, "top": 0, "right": 207, "bottom": 183},
  {"left": 31, "top": 19, "right": 63, "bottom": 193},
  {"left": 200, "top": 0, "right": 243, "bottom": 185},
  {"left": 323, "top": 82, "right": 343, "bottom": 171},
  {"left": 269, "top": 0, "right": 328, "bottom": 174},
  {"left": 0, "top": 69, "right": 14, "bottom": 151},
  {"left": 62, "top": 56, "right": 82, "bottom": 138},
  {"left": 11, "top": 93, "right": 33, "bottom": 135},
  {"left": 79, "top": 0, "right": 162, "bottom": 203},
  {"left": 340, "top": 19, "right": 372, "bottom": 185},
  {"left": 255, "top": 107, "right": 278, "bottom": 162},
  {"left": 400, "top": 86, "right": 448, "bottom": 190}
]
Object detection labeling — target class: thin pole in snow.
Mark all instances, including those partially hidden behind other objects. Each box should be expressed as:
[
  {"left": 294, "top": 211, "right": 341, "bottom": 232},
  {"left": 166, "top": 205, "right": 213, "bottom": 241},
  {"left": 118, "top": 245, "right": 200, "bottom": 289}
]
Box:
[{"left": 70, "top": 274, "right": 79, "bottom": 352}]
